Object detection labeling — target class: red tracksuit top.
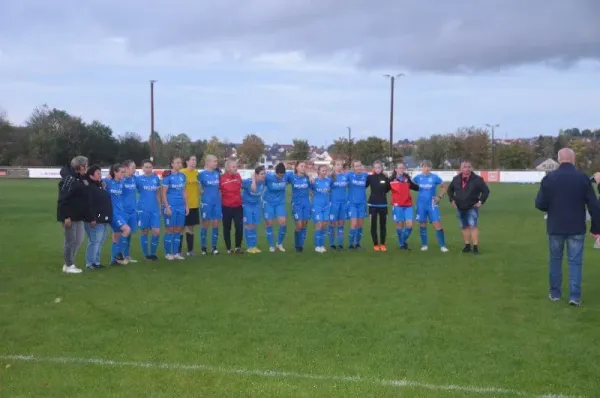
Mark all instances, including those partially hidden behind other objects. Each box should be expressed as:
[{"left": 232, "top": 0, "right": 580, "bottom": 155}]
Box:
[
  {"left": 390, "top": 173, "right": 418, "bottom": 207},
  {"left": 219, "top": 172, "right": 242, "bottom": 207}
]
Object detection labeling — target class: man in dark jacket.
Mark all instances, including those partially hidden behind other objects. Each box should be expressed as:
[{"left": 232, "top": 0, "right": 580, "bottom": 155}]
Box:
[
  {"left": 447, "top": 161, "right": 490, "bottom": 254},
  {"left": 535, "top": 148, "right": 600, "bottom": 306},
  {"left": 57, "top": 156, "right": 93, "bottom": 274},
  {"left": 84, "top": 165, "right": 112, "bottom": 270}
]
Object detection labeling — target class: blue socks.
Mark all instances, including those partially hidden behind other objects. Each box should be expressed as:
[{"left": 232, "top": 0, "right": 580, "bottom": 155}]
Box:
[
  {"left": 173, "top": 234, "right": 181, "bottom": 254},
  {"left": 111, "top": 242, "right": 119, "bottom": 262},
  {"left": 211, "top": 228, "right": 219, "bottom": 249},
  {"left": 349, "top": 228, "right": 356, "bottom": 246},
  {"left": 119, "top": 235, "right": 129, "bottom": 257},
  {"left": 337, "top": 226, "right": 344, "bottom": 246},
  {"left": 200, "top": 228, "right": 207, "bottom": 249},
  {"left": 403, "top": 227, "right": 412, "bottom": 245},
  {"left": 328, "top": 225, "right": 335, "bottom": 247},
  {"left": 150, "top": 235, "right": 159, "bottom": 255},
  {"left": 140, "top": 235, "right": 149, "bottom": 257},
  {"left": 435, "top": 229, "right": 446, "bottom": 247},
  {"left": 266, "top": 225, "right": 274, "bottom": 247},
  {"left": 164, "top": 233, "right": 172, "bottom": 255},
  {"left": 420, "top": 227, "right": 428, "bottom": 246},
  {"left": 294, "top": 230, "right": 301, "bottom": 248},
  {"left": 277, "top": 225, "right": 287, "bottom": 246},
  {"left": 396, "top": 228, "right": 404, "bottom": 246},
  {"left": 357, "top": 227, "right": 363, "bottom": 246},
  {"left": 123, "top": 236, "right": 131, "bottom": 257}
]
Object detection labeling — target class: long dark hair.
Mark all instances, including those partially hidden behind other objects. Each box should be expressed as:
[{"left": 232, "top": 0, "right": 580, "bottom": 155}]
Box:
[
  {"left": 109, "top": 163, "right": 123, "bottom": 178},
  {"left": 390, "top": 162, "right": 406, "bottom": 181},
  {"left": 170, "top": 156, "right": 182, "bottom": 170}
]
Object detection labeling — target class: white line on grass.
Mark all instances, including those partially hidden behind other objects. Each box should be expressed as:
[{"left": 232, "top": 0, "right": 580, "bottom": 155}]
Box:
[{"left": 0, "top": 354, "right": 577, "bottom": 397}]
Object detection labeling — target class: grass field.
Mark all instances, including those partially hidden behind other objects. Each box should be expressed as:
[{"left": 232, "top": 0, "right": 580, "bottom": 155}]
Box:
[{"left": 1, "top": 180, "right": 600, "bottom": 397}]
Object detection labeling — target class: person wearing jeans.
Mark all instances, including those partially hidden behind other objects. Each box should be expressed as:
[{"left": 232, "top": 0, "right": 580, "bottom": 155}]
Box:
[
  {"left": 535, "top": 148, "right": 600, "bottom": 306},
  {"left": 57, "top": 156, "right": 94, "bottom": 274},
  {"left": 85, "top": 165, "right": 112, "bottom": 269}
]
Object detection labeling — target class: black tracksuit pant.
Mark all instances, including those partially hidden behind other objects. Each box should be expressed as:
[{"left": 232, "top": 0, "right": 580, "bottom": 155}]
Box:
[
  {"left": 222, "top": 206, "right": 243, "bottom": 250},
  {"left": 369, "top": 206, "right": 388, "bottom": 245}
]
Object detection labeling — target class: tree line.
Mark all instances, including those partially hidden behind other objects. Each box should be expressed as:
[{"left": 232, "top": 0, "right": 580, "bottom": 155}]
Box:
[{"left": 0, "top": 105, "right": 598, "bottom": 170}]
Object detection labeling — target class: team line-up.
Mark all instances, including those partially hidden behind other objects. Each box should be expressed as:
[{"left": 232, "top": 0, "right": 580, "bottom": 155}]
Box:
[{"left": 87, "top": 155, "right": 490, "bottom": 266}]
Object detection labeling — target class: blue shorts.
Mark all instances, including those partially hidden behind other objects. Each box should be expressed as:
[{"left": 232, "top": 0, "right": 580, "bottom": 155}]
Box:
[
  {"left": 292, "top": 201, "right": 311, "bottom": 221},
  {"left": 416, "top": 202, "right": 441, "bottom": 223},
  {"left": 347, "top": 203, "right": 367, "bottom": 219},
  {"left": 111, "top": 214, "right": 127, "bottom": 232},
  {"left": 263, "top": 202, "right": 286, "bottom": 221},
  {"left": 312, "top": 206, "right": 330, "bottom": 223},
  {"left": 392, "top": 206, "right": 413, "bottom": 223},
  {"left": 457, "top": 208, "right": 479, "bottom": 228},
  {"left": 164, "top": 206, "right": 186, "bottom": 227},
  {"left": 124, "top": 211, "right": 137, "bottom": 233},
  {"left": 243, "top": 204, "right": 261, "bottom": 225},
  {"left": 137, "top": 210, "right": 161, "bottom": 230},
  {"left": 202, "top": 202, "right": 222, "bottom": 221},
  {"left": 329, "top": 202, "right": 348, "bottom": 222}
]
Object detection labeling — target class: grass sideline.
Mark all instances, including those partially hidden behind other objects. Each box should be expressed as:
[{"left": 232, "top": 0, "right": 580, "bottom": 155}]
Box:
[{"left": 1, "top": 179, "right": 600, "bottom": 397}]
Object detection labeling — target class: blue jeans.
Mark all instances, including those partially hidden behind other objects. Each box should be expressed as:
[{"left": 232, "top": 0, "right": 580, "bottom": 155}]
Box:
[
  {"left": 457, "top": 208, "right": 479, "bottom": 228},
  {"left": 548, "top": 234, "right": 584, "bottom": 301},
  {"left": 85, "top": 223, "right": 108, "bottom": 266}
]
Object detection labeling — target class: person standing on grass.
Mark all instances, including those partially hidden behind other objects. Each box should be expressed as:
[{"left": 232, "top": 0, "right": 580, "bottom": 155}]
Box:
[
  {"left": 243, "top": 166, "right": 267, "bottom": 253},
  {"left": 286, "top": 161, "right": 311, "bottom": 252},
  {"left": 535, "top": 148, "right": 600, "bottom": 307},
  {"left": 310, "top": 165, "right": 332, "bottom": 253},
  {"left": 413, "top": 160, "right": 449, "bottom": 252},
  {"left": 390, "top": 162, "right": 419, "bottom": 250},
  {"left": 120, "top": 160, "right": 138, "bottom": 263},
  {"left": 347, "top": 160, "right": 369, "bottom": 250},
  {"left": 329, "top": 160, "right": 350, "bottom": 250},
  {"left": 136, "top": 160, "right": 162, "bottom": 261},
  {"left": 366, "top": 160, "right": 391, "bottom": 252},
  {"left": 84, "top": 165, "right": 112, "bottom": 270},
  {"left": 104, "top": 164, "right": 132, "bottom": 265},
  {"left": 181, "top": 155, "right": 200, "bottom": 255},
  {"left": 447, "top": 161, "right": 490, "bottom": 254},
  {"left": 57, "top": 155, "right": 94, "bottom": 274},
  {"left": 220, "top": 159, "right": 244, "bottom": 254},
  {"left": 263, "top": 162, "right": 289, "bottom": 252},
  {"left": 198, "top": 155, "right": 222, "bottom": 255},
  {"left": 162, "top": 156, "right": 189, "bottom": 261}
]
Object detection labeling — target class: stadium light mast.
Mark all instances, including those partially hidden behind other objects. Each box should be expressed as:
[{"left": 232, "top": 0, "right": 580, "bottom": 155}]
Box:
[
  {"left": 384, "top": 73, "right": 404, "bottom": 169},
  {"left": 347, "top": 126, "right": 352, "bottom": 166},
  {"left": 150, "top": 80, "right": 157, "bottom": 162},
  {"left": 486, "top": 123, "right": 500, "bottom": 169}
]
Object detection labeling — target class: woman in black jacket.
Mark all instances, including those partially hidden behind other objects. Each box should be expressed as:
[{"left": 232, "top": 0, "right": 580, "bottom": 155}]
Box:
[
  {"left": 366, "top": 160, "right": 391, "bottom": 251},
  {"left": 84, "top": 165, "right": 113, "bottom": 269}
]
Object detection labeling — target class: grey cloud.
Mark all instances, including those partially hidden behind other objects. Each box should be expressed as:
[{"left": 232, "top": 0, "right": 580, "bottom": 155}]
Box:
[{"left": 1, "top": 0, "right": 600, "bottom": 73}]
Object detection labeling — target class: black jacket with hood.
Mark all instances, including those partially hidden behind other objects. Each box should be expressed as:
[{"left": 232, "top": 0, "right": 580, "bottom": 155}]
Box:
[
  {"left": 56, "top": 165, "right": 94, "bottom": 222},
  {"left": 87, "top": 176, "right": 113, "bottom": 224}
]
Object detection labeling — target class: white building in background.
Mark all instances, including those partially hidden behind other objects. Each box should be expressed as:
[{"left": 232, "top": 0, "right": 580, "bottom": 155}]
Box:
[{"left": 535, "top": 158, "right": 559, "bottom": 171}]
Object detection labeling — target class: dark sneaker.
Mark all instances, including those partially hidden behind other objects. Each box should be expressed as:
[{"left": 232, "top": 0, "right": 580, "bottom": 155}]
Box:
[
  {"left": 472, "top": 246, "right": 479, "bottom": 254},
  {"left": 201, "top": 248, "right": 208, "bottom": 256},
  {"left": 94, "top": 263, "right": 106, "bottom": 269},
  {"left": 145, "top": 255, "right": 153, "bottom": 260},
  {"left": 355, "top": 245, "right": 362, "bottom": 250},
  {"left": 400, "top": 244, "right": 410, "bottom": 250},
  {"left": 337, "top": 245, "right": 344, "bottom": 251},
  {"left": 330, "top": 245, "right": 337, "bottom": 251},
  {"left": 348, "top": 245, "right": 356, "bottom": 250},
  {"left": 462, "top": 245, "right": 472, "bottom": 253},
  {"left": 234, "top": 247, "right": 244, "bottom": 254}
]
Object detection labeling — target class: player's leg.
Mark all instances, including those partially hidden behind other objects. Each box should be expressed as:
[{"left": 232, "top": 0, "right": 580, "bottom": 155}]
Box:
[
  {"left": 379, "top": 207, "right": 388, "bottom": 250},
  {"left": 163, "top": 208, "right": 175, "bottom": 260},
  {"left": 312, "top": 209, "right": 321, "bottom": 252},
  {"left": 222, "top": 206, "right": 233, "bottom": 253},
  {"left": 458, "top": 209, "right": 472, "bottom": 252},
  {"left": 210, "top": 204, "right": 221, "bottom": 254},
  {"left": 117, "top": 223, "right": 132, "bottom": 264},
  {"left": 401, "top": 207, "right": 414, "bottom": 249},
  {"left": 275, "top": 204, "right": 287, "bottom": 250},
  {"left": 123, "top": 211, "right": 137, "bottom": 262},
  {"left": 200, "top": 204, "right": 209, "bottom": 254},
  {"left": 172, "top": 209, "right": 186, "bottom": 259},
  {"left": 468, "top": 208, "right": 480, "bottom": 253},
  {"left": 138, "top": 211, "right": 150, "bottom": 259},
  {"left": 233, "top": 206, "right": 243, "bottom": 252},
  {"left": 417, "top": 205, "right": 429, "bottom": 249},
  {"left": 392, "top": 207, "right": 403, "bottom": 247},
  {"left": 356, "top": 205, "right": 366, "bottom": 248},
  {"left": 184, "top": 208, "right": 198, "bottom": 255},
  {"left": 430, "top": 205, "right": 448, "bottom": 252},
  {"left": 348, "top": 205, "right": 358, "bottom": 249},
  {"left": 292, "top": 203, "right": 303, "bottom": 251},
  {"left": 336, "top": 204, "right": 347, "bottom": 249},
  {"left": 369, "top": 206, "right": 379, "bottom": 249},
  {"left": 149, "top": 211, "right": 161, "bottom": 259},
  {"left": 263, "top": 203, "right": 276, "bottom": 251}
]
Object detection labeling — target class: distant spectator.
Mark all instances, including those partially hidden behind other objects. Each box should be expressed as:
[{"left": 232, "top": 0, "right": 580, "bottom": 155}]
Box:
[
  {"left": 447, "top": 161, "right": 490, "bottom": 254},
  {"left": 84, "top": 165, "right": 112, "bottom": 270},
  {"left": 535, "top": 148, "right": 600, "bottom": 306},
  {"left": 57, "top": 155, "right": 93, "bottom": 274},
  {"left": 220, "top": 159, "right": 244, "bottom": 253}
]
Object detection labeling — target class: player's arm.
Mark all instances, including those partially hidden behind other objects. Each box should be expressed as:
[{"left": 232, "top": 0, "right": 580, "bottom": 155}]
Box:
[
  {"left": 435, "top": 181, "right": 447, "bottom": 203},
  {"left": 534, "top": 176, "right": 549, "bottom": 212},
  {"left": 447, "top": 177, "right": 456, "bottom": 202},
  {"left": 478, "top": 178, "right": 490, "bottom": 205},
  {"left": 407, "top": 174, "right": 419, "bottom": 191}
]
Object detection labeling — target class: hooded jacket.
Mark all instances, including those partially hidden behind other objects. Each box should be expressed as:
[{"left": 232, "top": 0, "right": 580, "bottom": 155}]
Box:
[
  {"left": 56, "top": 165, "right": 94, "bottom": 222},
  {"left": 87, "top": 177, "right": 113, "bottom": 224}
]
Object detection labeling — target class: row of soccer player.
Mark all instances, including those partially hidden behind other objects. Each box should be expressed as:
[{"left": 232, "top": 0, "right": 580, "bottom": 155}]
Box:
[{"left": 95, "top": 154, "right": 489, "bottom": 265}]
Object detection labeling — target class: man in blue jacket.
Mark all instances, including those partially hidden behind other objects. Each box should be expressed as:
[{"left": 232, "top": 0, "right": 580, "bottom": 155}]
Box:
[{"left": 535, "top": 148, "right": 600, "bottom": 306}]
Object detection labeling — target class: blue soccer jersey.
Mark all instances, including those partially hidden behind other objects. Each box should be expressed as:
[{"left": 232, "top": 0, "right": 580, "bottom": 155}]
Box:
[
  {"left": 311, "top": 177, "right": 332, "bottom": 223},
  {"left": 263, "top": 173, "right": 287, "bottom": 205},
  {"left": 104, "top": 178, "right": 124, "bottom": 214},
  {"left": 413, "top": 173, "right": 444, "bottom": 223},
  {"left": 121, "top": 176, "right": 137, "bottom": 214},
  {"left": 346, "top": 171, "right": 368, "bottom": 219},
  {"left": 198, "top": 169, "right": 221, "bottom": 205},
  {"left": 286, "top": 172, "right": 310, "bottom": 204},
  {"left": 163, "top": 172, "right": 187, "bottom": 208},
  {"left": 330, "top": 173, "right": 349, "bottom": 221},
  {"left": 136, "top": 174, "right": 161, "bottom": 212},
  {"left": 242, "top": 178, "right": 264, "bottom": 205}
]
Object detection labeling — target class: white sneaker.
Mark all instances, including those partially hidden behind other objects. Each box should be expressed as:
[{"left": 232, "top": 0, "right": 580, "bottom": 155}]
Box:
[
  {"left": 594, "top": 240, "right": 600, "bottom": 249},
  {"left": 173, "top": 254, "right": 186, "bottom": 260},
  {"left": 420, "top": 246, "right": 429, "bottom": 251},
  {"left": 126, "top": 257, "right": 138, "bottom": 263},
  {"left": 315, "top": 247, "right": 323, "bottom": 253},
  {"left": 440, "top": 247, "right": 449, "bottom": 252},
  {"left": 212, "top": 249, "right": 220, "bottom": 255},
  {"left": 62, "top": 264, "right": 82, "bottom": 274},
  {"left": 165, "top": 254, "right": 175, "bottom": 261},
  {"left": 276, "top": 244, "right": 286, "bottom": 252},
  {"left": 269, "top": 246, "right": 276, "bottom": 252}
]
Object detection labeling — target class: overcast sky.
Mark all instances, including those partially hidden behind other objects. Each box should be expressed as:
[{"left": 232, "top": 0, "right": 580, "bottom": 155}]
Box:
[{"left": 1, "top": 0, "right": 599, "bottom": 145}]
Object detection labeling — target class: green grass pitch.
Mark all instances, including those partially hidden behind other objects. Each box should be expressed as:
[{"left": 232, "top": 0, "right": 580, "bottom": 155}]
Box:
[{"left": 1, "top": 180, "right": 600, "bottom": 397}]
